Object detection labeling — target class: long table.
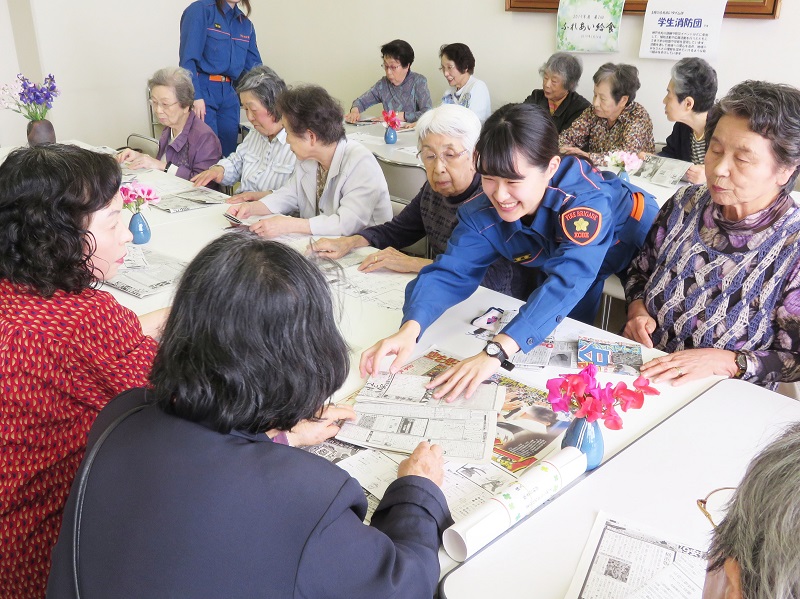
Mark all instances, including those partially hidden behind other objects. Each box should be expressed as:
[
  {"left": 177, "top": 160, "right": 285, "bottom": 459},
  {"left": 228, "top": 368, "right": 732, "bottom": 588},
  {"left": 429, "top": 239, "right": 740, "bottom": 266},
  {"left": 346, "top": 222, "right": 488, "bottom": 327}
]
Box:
[
  {"left": 439, "top": 378, "right": 800, "bottom": 598},
  {"left": 13, "top": 143, "right": 752, "bottom": 589}
]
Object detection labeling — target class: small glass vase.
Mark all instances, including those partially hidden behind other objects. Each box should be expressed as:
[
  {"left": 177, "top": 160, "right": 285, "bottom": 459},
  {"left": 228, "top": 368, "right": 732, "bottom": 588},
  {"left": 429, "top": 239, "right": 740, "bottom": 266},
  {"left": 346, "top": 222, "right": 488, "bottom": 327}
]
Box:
[
  {"left": 561, "top": 417, "right": 604, "bottom": 470},
  {"left": 384, "top": 127, "right": 397, "bottom": 144},
  {"left": 128, "top": 212, "right": 151, "bottom": 244}
]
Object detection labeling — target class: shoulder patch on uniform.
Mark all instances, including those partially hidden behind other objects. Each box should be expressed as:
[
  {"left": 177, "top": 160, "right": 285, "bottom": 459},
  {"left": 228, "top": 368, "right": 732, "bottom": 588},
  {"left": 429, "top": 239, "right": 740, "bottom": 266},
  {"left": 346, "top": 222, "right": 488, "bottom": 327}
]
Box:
[{"left": 561, "top": 207, "right": 602, "bottom": 246}]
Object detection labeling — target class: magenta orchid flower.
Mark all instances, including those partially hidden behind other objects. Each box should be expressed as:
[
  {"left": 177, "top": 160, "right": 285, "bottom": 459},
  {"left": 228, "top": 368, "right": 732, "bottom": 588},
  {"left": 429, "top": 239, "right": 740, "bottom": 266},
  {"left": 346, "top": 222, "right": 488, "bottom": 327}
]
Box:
[
  {"left": 119, "top": 183, "right": 160, "bottom": 214},
  {"left": 547, "top": 364, "right": 659, "bottom": 430}
]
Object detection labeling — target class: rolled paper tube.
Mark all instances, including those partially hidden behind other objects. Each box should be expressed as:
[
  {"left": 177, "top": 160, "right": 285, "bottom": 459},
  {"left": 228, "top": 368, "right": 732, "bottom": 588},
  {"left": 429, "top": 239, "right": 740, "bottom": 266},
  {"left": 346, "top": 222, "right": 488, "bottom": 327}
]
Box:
[{"left": 442, "top": 447, "right": 587, "bottom": 562}]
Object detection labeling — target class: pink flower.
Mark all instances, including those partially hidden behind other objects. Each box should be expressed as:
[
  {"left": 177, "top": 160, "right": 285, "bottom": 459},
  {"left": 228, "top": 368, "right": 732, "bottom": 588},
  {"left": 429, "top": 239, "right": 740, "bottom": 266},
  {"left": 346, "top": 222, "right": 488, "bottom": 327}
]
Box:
[
  {"left": 119, "top": 183, "right": 160, "bottom": 213},
  {"left": 546, "top": 377, "right": 571, "bottom": 413},
  {"left": 382, "top": 110, "right": 401, "bottom": 130},
  {"left": 603, "top": 405, "right": 623, "bottom": 430},
  {"left": 633, "top": 375, "right": 660, "bottom": 396}
]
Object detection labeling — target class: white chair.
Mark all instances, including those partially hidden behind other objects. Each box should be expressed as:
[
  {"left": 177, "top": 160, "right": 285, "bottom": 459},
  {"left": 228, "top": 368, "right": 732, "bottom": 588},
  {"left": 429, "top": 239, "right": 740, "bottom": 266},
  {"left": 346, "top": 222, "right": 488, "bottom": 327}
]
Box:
[
  {"left": 376, "top": 155, "right": 429, "bottom": 257},
  {"left": 600, "top": 274, "right": 625, "bottom": 331},
  {"left": 125, "top": 134, "right": 159, "bottom": 159}
]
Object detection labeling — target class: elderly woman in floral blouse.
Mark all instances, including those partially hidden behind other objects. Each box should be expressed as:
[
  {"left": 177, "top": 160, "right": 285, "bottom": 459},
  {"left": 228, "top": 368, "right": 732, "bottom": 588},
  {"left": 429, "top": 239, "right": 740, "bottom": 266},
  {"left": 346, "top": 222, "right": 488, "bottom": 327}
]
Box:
[
  {"left": 559, "top": 63, "right": 655, "bottom": 165},
  {"left": 624, "top": 80, "right": 800, "bottom": 389}
]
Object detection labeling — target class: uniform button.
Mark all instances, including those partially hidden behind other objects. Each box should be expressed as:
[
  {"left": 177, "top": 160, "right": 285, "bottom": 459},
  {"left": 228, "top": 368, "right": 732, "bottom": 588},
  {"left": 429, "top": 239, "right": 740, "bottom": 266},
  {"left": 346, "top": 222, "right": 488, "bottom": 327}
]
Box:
[
  {"left": 526, "top": 338, "right": 534, "bottom": 345},
  {"left": 556, "top": 315, "right": 564, "bottom": 322}
]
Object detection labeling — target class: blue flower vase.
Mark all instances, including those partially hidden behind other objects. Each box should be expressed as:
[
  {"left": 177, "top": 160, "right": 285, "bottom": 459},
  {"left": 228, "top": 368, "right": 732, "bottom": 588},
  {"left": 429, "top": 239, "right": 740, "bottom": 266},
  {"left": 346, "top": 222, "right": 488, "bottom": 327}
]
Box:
[
  {"left": 384, "top": 127, "right": 397, "bottom": 144},
  {"left": 618, "top": 169, "right": 630, "bottom": 182},
  {"left": 128, "top": 212, "right": 151, "bottom": 244},
  {"left": 562, "top": 417, "right": 604, "bottom": 470}
]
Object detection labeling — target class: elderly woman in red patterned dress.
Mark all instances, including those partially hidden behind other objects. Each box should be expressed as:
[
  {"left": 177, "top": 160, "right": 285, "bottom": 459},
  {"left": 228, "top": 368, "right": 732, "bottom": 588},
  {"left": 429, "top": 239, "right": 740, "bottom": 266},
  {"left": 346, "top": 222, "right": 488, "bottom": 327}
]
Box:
[{"left": 0, "top": 145, "right": 163, "bottom": 598}]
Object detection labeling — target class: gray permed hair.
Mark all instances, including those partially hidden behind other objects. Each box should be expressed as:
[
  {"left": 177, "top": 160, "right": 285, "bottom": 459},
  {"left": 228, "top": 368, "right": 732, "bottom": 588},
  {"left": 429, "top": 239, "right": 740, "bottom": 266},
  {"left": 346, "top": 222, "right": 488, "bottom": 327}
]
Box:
[
  {"left": 148, "top": 67, "right": 195, "bottom": 109},
  {"left": 706, "top": 422, "right": 800, "bottom": 599},
  {"left": 538, "top": 52, "right": 583, "bottom": 92},
  {"left": 235, "top": 65, "right": 287, "bottom": 120}
]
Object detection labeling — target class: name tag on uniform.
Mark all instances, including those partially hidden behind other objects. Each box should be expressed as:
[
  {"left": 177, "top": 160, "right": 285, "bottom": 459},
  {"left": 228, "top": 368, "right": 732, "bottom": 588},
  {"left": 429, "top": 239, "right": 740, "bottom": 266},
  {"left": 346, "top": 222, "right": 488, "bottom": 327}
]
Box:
[
  {"left": 561, "top": 207, "right": 602, "bottom": 246},
  {"left": 513, "top": 253, "right": 533, "bottom": 263}
]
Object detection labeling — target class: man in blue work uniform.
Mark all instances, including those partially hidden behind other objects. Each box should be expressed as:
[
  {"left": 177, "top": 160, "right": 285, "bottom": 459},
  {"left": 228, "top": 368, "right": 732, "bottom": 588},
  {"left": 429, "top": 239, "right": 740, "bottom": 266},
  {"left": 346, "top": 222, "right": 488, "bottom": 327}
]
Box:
[
  {"left": 179, "top": 0, "right": 262, "bottom": 156},
  {"left": 360, "top": 103, "right": 658, "bottom": 401}
]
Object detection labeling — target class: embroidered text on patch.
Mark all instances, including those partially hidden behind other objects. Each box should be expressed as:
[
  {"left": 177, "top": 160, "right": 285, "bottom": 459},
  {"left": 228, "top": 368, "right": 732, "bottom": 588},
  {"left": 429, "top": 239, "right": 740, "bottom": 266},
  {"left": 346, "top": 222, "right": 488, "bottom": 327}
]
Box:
[{"left": 561, "top": 207, "right": 602, "bottom": 245}]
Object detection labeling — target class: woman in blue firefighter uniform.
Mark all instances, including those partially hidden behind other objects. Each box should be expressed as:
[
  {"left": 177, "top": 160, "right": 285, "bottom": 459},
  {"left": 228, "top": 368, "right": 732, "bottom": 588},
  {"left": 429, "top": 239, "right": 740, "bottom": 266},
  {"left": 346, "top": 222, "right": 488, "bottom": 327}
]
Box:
[
  {"left": 360, "top": 103, "right": 658, "bottom": 400},
  {"left": 179, "top": 0, "right": 262, "bottom": 156}
]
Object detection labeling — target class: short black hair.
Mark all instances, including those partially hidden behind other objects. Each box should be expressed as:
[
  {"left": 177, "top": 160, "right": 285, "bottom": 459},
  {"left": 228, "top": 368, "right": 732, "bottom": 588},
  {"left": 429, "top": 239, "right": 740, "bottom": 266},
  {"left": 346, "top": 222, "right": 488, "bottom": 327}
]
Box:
[
  {"left": 671, "top": 57, "right": 718, "bottom": 113},
  {"left": 439, "top": 43, "right": 476, "bottom": 75},
  {"left": 381, "top": 39, "right": 414, "bottom": 68},
  {"left": 215, "top": 0, "right": 250, "bottom": 16},
  {"left": 0, "top": 144, "right": 122, "bottom": 297},
  {"left": 475, "top": 103, "right": 559, "bottom": 179},
  {"left": 150, "top": 232, "right": 349, "bottom": 435},
  {"left": 593, "top": 63, "right": 641, "bottom": 105},
  {"left": 277, "top": 84, "right": 345, "bottom": 145}
]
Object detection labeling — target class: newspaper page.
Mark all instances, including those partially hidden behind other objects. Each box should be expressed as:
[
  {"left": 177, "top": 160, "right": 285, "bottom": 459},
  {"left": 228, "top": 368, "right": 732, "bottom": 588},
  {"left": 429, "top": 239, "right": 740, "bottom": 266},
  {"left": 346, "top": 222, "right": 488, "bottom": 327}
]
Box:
[
  {"left": 337, "top": 401, "right": 498, "bottom": 463},
  {"left": 104, "top": 249, "right": 186, "bottom": 298},
  {"left": 633, "top": 155, "right": 692, "bottom": 187},
  {"left": 578, "top": 336, "right": 643, "bottom": 375},
  {"left": 565, "top": 513, "right": 707, "bottom": 599},
  {"left": 357, "top": 371, "right": 503, "bottom": 411},
  {"left": 315, "top": 247, "right": 409, "bottom": 311}
]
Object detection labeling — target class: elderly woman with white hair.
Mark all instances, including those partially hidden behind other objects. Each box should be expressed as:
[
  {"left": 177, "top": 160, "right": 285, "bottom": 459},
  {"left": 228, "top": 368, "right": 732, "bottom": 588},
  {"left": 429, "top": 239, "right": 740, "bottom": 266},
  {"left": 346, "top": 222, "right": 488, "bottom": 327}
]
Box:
[
  {"left": 311, "top": 104, "right": 522, "bottom": 297},
  {"left": 191, "top": 65, "right": 296, "bottom": 202},
  {"left": 524, "top": 52, "right": 590, "bottom": 133},
  {"left": 117, "top": 67, "right": 221, "bottom": 181},
  {"left": 702, "top": 422, "right": 800, "bottom": 599}
]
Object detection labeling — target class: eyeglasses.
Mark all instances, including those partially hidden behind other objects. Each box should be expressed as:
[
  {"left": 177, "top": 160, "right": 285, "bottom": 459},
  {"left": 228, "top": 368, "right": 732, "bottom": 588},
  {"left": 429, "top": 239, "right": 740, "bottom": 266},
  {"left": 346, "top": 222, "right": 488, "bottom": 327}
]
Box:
[
  {"left": 697, "top": 487, "right": 736, "bottom": 528},
  {"left": 149, "top": 99, "right": 181, "bottom": 111},
  {"left": 418, "top": 148, "right": 470, "bottom": 166},
  {"left": 382, "top": 63, "right": 403, "bottom": 72}
]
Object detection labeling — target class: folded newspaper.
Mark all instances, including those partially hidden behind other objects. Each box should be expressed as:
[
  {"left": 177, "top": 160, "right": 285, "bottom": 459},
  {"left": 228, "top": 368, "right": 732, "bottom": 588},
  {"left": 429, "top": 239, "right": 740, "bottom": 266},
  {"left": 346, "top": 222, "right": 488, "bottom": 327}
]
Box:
[
  {"left": 633, "top": 154, "right": 692, "bottom": 187},
  {"left": 105, "top": 248, "right": 186, "bottom": 298}
]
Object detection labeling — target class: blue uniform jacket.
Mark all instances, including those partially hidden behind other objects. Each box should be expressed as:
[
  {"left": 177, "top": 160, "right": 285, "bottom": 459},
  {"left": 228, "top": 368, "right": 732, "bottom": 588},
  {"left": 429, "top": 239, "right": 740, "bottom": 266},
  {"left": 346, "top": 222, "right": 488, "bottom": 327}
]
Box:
[
  {"left": 403, "top": 156, "right": 658, "bottom": 352},
  {"left": 179, "top": 0, "right": 262, "bottom": 101}
]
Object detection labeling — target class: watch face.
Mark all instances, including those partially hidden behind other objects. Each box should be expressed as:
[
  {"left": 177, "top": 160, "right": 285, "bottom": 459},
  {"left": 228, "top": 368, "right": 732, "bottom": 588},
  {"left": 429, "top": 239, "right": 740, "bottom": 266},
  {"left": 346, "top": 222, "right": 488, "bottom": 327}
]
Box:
[
  {"left": 736, "top": 353, "right": 747, "bottom": 370},
  {"left": 486, "top": 343, "right": 500, "bottom": 356}
]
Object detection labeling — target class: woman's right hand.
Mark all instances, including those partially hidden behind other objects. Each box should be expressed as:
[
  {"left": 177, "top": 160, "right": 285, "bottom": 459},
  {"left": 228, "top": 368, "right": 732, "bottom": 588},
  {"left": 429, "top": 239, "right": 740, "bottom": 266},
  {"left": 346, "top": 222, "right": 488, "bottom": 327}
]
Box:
[
  {"left": 684, "top": 165, "right": 707, "bottom": 185},
  {"left": 116, "top": 148, "right": 139, "bottom": 164},
  {"left": 228, "top": 190, "right": 269, "bottom": 204},
  {"left": 191, "top": 165, "right": 224, "bottom": 187},
  {"left": 193, "top": 98, "right": 206, "bottom": 121},
  {"left": 226, "top": 201, "right": 269, "bottom": 220},
  {"left": 310, "top": 236, "right": 364, "bottom": 260},
  {"left": 397, "top": 441, "right": 445, "bottom": 487},
  {"left": 344, "top": 108, "right": 361, "bottom": 124},
  {"left": 622, "top": 299, "right": 656, "bottom": 348},
  {"left": 359, "top": 321, "right": 421, "bottom": 377}
]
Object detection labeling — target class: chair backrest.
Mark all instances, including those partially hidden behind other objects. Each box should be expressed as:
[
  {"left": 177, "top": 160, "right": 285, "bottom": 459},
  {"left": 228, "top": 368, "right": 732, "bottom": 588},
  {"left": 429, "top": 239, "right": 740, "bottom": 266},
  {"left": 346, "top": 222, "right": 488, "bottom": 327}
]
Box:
[
  {"left": 375, "top": 155, "right": 428, "bottom": 203},
  {"left": 126, "top": 134, "right": 159, "bottom": 159}
]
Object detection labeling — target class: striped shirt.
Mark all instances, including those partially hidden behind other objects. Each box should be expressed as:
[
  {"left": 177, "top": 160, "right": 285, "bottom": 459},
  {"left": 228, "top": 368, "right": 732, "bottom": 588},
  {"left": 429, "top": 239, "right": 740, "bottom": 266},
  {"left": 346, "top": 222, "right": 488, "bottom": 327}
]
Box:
[
  {"left": 690, "top": 134, "right": 706, "bottom": 165},
  {"left": 216, "top": 128, "right": 296, "bottom": 193}
]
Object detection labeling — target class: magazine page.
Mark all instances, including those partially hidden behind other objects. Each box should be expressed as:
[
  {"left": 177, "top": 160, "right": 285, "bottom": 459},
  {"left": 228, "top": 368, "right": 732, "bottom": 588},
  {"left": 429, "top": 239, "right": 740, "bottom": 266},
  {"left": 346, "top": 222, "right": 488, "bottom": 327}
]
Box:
[{"left": 633, "top": 155, "right": 692, "bottom": 187}]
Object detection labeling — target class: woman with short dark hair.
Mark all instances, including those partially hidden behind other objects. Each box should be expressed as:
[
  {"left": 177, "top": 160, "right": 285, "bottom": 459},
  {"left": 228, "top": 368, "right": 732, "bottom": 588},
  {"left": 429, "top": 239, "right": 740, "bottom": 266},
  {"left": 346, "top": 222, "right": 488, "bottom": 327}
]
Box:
[
  {"left": 228, "top": 84, "right": 392, "bottom": 238},
  {"left": 191, "top": 65, "right": 297, "bottom": 201},
  {"left": 658, "top": 57, "right": 718, "bottom": 184},
  {"left": 625, "top": 80, "right": 800, "bottom": 388},
  {"left": 345, "top": 39, "right": 432, "bottom": 123},
  {"left": 439, "top": 43, "right": 492, "bottom": 123},
  {"left": 47, "top": 233, "right": 451, "bottom": 598},
  {"left": 117, "top": 66, "right": 222, "bottom": 181},
  {"left": 362, "top": 103, "right": 658, "bottom": 400},
  {"left": 559, "top": 62, "right": 655, "bottom": 164},
  {"left": 0, "top": 145, "right": 159, "bottom": 598},
  {"left": 524, "top": 52, "right": 591, "bottom": 132}
]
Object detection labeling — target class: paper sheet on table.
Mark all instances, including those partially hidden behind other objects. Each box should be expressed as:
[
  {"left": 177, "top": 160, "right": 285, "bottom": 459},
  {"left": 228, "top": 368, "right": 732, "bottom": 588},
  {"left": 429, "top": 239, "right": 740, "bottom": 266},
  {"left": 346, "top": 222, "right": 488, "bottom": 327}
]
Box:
[
  {"left": 357, "top": 372, "right": 504, "bottom": 411},
  {"left": 564, "top": 513, "right": 707, "bottom": 599},
  {"left": 346, "top": 132, "right": 386, "bottom": 145},
  {"left": 632, "top": 155, "right": 692, "bottom": 187},
  {"left": 104, "top": 249, "right": 186, "bottom": 298},
  {"left": 337, "top": 401, "right": 499, "bottom": 463}
]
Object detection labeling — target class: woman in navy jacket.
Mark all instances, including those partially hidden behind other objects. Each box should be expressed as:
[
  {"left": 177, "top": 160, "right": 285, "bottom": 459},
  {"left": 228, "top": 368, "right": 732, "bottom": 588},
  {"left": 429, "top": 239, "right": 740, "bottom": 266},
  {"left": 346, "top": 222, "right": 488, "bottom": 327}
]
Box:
[
  {"left": 361, "top": 103, "right": 658, "bottom": 401},
  {"left": 47, "top": 233, "right": 451, "bottom": 599}
]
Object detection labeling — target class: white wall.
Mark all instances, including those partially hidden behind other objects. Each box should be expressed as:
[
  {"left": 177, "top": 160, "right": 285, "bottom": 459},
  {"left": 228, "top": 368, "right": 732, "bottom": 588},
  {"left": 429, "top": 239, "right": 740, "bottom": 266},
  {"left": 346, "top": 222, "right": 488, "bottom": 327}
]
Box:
[
  {"left": 4, "top": 0, "right": 800, "bottom": 148},
  {"left": 0, "top": 0, "right": 22, "bottom": 146}
]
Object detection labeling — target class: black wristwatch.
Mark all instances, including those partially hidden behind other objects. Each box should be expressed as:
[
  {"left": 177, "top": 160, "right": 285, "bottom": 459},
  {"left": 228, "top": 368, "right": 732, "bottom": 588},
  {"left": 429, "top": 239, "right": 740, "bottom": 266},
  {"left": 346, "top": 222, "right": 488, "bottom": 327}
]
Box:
[
  {"left": 484, "top": 341, "right": 515, "bottom": 371},
  {"left": 733, "top": 351, "right": 747, "bottom": 379}
]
